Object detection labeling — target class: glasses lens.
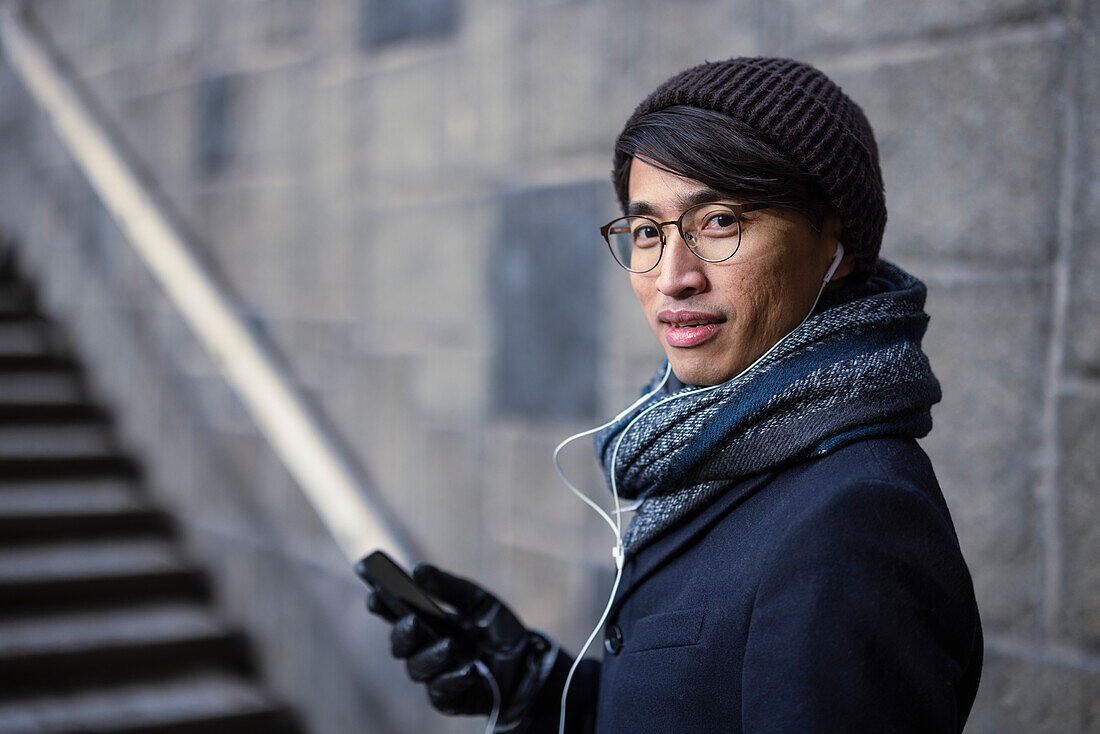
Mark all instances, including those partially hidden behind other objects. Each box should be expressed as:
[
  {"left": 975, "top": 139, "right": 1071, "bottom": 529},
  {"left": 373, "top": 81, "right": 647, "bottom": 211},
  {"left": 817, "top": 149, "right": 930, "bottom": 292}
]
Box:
[
  {"left": 682, "top": 204, "right": 742, "bottom": 262},
  {"left": 605, "top": 216, "right": 662, "bottom": 272}
]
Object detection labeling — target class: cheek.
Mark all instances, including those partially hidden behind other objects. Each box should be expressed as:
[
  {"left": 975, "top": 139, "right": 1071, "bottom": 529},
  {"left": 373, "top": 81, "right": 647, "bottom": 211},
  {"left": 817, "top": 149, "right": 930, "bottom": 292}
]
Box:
[
  {"left": 630, "top": 275, "right": 654, "bottom": 310},
  {"left": 736, "top": 279, "right": 779, "bottom": 337},
  {"left": 720, "top": 263, "right": 788, "bottom": 339},
  {"left": 716, "top": 262, "right": 765, "bottom": 310},
  {"left": 752, "top": 261, "right": 823, "bottom": 338}
]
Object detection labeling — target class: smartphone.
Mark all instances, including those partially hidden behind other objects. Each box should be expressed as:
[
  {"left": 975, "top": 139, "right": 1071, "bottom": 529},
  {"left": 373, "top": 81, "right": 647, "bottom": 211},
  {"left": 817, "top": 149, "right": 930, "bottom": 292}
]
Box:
[{"left": 355, "top": 550, "right": 453, "bottom": 624}]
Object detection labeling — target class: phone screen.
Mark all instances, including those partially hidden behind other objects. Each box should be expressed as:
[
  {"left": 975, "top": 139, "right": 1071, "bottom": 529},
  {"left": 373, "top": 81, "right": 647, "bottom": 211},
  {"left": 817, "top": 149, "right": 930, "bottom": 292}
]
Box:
[{"left": 356, "top": 550, "right": 451, "bottom": 622}]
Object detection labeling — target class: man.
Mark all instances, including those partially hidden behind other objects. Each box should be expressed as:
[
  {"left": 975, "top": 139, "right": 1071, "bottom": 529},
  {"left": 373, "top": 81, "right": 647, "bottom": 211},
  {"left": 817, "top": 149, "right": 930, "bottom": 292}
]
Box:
[{"left": 363, "top": 57, "right": 983, "bottom": 733}]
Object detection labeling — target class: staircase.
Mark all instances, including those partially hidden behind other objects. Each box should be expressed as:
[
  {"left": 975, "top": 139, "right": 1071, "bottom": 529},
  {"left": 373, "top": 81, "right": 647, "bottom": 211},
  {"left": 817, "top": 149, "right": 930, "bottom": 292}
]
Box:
[{"left": 0, "top": 247, "right": 304, "bottom": 733}]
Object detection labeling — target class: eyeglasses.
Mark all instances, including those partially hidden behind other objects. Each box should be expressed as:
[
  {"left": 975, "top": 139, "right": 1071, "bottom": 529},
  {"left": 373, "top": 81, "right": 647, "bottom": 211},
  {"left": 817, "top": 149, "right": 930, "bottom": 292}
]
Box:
[{"left": 599, "top": 201, "right": 775, "bottom": 273}]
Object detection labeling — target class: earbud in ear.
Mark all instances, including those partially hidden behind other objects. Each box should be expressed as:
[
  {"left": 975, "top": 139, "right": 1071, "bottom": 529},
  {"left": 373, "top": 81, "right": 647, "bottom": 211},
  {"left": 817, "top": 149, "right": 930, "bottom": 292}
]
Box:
[{"left": 823, "top": 242, "right": 845, "bottom": 284}]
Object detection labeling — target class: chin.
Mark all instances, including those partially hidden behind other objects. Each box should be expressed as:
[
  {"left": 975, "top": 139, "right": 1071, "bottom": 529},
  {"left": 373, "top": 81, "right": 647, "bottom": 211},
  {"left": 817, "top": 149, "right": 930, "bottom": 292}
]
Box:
[
  {"left": 670, "top": 361, "right": 726, "bottom": 387},
  {"left": 668, "top": 350, "right": 754, "bottom": 386}
]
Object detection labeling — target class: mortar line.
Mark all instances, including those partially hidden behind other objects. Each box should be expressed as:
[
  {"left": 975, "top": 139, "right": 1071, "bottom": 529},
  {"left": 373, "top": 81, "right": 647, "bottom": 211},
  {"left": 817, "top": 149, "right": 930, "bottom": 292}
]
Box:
[
  {"left": 985, "top": 633, "right": 1100, "bottom": 674},
  {"left": 1036, "top": 0, "right": 1083, "bottom": 645},
  {"left": 810, "top": 14, "right": 1065, "bottom": 70},
  {"left": 1059, "top": 376, "right": 1100, "bottom": 399},
  {"left": 906, "top": 261, "right": 1050, "bottom": 287}
]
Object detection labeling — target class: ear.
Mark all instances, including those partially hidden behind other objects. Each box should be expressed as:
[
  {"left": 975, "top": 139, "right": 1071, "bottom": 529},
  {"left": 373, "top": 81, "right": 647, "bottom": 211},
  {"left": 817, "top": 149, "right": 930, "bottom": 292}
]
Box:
[
  {"left": 830, "top": 242, "right": 856, "bottom": 281},
  {"left": 823, "top": 214, "right": 855, "bottom": 281}
]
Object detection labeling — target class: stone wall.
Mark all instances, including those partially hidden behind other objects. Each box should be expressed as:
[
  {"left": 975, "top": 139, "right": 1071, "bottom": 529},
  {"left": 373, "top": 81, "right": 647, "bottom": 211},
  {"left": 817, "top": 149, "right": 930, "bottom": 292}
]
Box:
[{"left": 0, "top": 1, "right": 1097, "bottom": 732}]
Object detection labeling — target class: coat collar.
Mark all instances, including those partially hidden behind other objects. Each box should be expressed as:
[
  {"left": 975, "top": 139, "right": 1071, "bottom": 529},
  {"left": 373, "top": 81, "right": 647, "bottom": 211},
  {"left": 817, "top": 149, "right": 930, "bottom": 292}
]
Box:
[{"left": 610, "top": 470, "right": 778, "bottom": 619}]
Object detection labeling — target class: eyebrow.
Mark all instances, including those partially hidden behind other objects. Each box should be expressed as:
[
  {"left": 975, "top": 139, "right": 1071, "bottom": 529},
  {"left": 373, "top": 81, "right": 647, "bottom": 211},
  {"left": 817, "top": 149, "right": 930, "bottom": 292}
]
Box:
[{"left": 627, "top": 187, "right": 732, "bottom": 217}]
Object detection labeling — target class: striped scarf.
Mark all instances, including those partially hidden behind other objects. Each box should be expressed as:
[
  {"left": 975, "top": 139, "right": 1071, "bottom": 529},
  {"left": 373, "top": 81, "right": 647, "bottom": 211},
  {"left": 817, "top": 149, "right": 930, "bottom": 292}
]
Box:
[{"left": 595, "top": 261, "right": 941, "bottom": 556}]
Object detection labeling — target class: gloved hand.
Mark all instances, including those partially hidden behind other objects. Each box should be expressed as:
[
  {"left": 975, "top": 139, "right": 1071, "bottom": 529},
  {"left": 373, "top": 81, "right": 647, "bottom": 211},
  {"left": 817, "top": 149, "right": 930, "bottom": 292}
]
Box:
[{"left": 361, "top": 563, "right": 562, "bottom": 731}]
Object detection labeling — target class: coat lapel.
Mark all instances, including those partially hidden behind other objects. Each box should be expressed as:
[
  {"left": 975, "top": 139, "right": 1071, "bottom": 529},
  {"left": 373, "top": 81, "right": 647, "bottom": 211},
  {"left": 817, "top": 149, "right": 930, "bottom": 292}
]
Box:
[{"left": 611, "top": 470, "right": 778, "bottom": 619}]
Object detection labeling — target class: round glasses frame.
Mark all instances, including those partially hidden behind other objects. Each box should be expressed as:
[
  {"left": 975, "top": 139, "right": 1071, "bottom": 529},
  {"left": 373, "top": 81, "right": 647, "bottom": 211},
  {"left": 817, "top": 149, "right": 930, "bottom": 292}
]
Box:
[{"left": 599, "top": 202, "right": 775, "bottom": 273}]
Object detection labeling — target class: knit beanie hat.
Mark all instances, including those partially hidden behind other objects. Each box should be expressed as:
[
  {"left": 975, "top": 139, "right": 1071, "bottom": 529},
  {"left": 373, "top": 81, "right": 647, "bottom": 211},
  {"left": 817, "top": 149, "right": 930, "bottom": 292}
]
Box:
[{"left": 614, "top": 57, "right": 886, "bottom": 277}]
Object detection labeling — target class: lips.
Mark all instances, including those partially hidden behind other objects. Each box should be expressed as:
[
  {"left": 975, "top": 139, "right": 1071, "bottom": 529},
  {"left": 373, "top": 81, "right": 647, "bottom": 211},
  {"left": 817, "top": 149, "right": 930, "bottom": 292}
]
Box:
[{"left": 659, "top": 310, "right": 725, "bottom": 348}]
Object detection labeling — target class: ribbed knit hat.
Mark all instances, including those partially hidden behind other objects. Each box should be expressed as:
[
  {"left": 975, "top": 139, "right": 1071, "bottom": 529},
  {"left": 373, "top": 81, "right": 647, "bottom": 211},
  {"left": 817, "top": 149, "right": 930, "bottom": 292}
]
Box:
[{"left": 615, "top": 57, "right": 886, "bottom": 277}]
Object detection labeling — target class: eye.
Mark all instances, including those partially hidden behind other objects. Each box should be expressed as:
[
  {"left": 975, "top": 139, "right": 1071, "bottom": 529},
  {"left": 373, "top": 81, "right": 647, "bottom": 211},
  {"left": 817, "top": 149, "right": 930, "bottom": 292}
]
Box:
[
  {"left": 632, "top": 223, "right": 661, "bottom": 246},
  {"left": 702, "top": 211, "right": 738, "bottom": 233}
]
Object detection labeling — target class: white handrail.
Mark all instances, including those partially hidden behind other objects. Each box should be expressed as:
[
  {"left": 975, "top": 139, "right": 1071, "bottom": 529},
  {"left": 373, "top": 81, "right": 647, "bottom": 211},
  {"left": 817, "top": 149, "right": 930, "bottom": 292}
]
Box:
[{"left": 0, "top": 2, "right": 415, "bottom": 567}]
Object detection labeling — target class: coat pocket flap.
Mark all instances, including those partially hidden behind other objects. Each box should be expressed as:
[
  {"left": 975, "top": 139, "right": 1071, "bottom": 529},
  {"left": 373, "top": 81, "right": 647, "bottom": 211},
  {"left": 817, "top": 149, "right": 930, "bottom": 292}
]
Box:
[{"left": 627, "top": 605, "right": 706, "bottom": 653}]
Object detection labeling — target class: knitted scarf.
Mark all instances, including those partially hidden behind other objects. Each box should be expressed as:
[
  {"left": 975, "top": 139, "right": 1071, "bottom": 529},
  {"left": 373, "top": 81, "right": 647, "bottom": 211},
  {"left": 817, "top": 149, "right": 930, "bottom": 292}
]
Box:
[{"left": 595, "top": 260, "right": 941, "bottom": 557}]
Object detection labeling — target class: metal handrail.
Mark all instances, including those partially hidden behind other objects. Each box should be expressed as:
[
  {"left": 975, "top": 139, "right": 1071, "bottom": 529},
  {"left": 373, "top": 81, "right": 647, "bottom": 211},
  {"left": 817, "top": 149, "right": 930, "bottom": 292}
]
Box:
[{"left": 0, "top": 2, "right": 415, "bottom": 566}]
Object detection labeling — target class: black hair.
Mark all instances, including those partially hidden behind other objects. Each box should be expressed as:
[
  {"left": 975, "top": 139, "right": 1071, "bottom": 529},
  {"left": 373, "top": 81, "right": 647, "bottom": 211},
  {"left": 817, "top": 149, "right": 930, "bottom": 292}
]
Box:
[{"left": 612, "top": 106, "right": 832, "bottom": 233}]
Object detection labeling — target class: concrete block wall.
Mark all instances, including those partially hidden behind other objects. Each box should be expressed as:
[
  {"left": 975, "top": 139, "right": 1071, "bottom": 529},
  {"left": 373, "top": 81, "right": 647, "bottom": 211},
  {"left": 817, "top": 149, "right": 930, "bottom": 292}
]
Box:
[{"left": 0, "top": 0, "right": 1098, "bottom": 732}]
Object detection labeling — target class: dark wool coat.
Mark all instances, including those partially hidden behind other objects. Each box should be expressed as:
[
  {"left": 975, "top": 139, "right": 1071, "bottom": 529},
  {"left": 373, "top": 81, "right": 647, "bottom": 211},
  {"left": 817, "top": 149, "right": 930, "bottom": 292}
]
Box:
[{"left": 531, "top": 436, "right": 983, "bottom": 733}]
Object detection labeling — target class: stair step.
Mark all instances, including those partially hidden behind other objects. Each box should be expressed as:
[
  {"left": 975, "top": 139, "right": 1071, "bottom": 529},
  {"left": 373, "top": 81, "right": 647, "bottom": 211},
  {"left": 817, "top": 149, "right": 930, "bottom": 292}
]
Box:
[
  {"left": 0, "top": 509, "right": 169, "bottom": 545},
  {"left": 0, "top": 455, "right": 139, "bottom": 479},
  {"left": 0, "top": 423, "right": 114, "bottom": 458},
  {"left": 0, "top": 603, "right": 252, "bottom": 696},
  {"left": 0, "top": 368, "right": 83, "bottom": 404},
  {"left": 0, "top": 570, "right": 210, "bottom": 616},
  {"left": 0, "top": 537, "right": 186, "bottom": 582},
  {"left": 0, "top": 477, "right": 164, "bottom": 543},
  {"left": 0, "top": 602, "right": 231, "bottom": 658},
  {"left": 0, "top": 672, "right": 297, "bottom": 734},
  {"left": 0, "top": 403, "right": 107, "bottom": 423},
  {"left": 0, "top": 465, "right": 164, "bottom": 543},
  {"left": 0, "top": 538, "right": 209, "bottom": 614},
  {"left": 0, "top": 316, "right": 58, "bottom": 356},
  {"left": 0, "top": 478, "right": 143, "bottom": 514},
  {"left": 0, "top": 282, "right": 35, "bottom": 315},
  {"left": 0, "top": 354, "right": 79, "bottom": 371},
  {"left": 0, "top": 479, "right": 157, "bottom": 543}
]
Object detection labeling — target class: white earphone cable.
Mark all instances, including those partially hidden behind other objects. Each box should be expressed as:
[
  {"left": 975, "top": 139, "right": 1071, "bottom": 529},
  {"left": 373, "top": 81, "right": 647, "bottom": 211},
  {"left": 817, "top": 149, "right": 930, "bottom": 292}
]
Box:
[{"left": 473, "top": 660, "right": 501, "bottom": 734}]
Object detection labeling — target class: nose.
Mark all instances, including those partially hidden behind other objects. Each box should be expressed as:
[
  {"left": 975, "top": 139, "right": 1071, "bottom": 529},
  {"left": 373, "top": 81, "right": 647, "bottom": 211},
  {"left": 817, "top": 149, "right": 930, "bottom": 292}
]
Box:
[{"left": 655, "top": 229, "right": 707, "bottom": 298}]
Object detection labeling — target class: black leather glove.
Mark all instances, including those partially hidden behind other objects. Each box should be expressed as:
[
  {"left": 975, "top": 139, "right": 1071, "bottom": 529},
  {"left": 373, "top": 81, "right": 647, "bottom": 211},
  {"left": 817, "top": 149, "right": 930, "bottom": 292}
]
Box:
[{"left": 361, "top": 563, "right": 561, "bottom": 731}]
